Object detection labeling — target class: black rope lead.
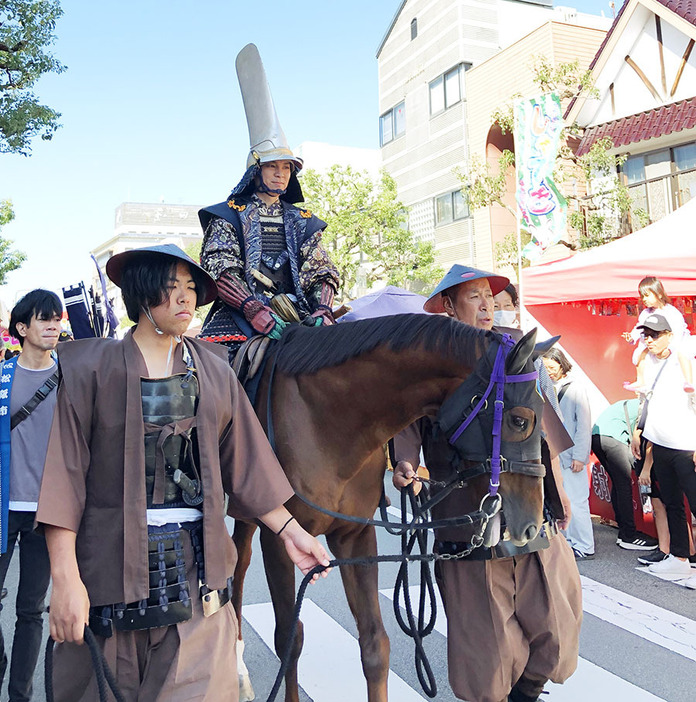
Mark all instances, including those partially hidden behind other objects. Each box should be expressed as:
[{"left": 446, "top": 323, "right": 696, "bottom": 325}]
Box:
[
  {"left": 265, "top": 553, "right": 426, "bottom": 702},
  {"left": 265, "top": 480, "right": 495, "bottom": 702},
  {"left": 45, "top": 626, "right": 126, "bottom": 702},
  {"left": 392, "top": 486, "right": 439, "bottom": 697}
]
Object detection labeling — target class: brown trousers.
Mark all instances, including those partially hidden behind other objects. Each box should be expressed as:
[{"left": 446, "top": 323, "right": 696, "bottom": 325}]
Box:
[
  {"left": 51, "top": 529, "right": 239, "bottom": 702},
  {"left": 436, "top": 534, "right": 582, "bottom": 702}
]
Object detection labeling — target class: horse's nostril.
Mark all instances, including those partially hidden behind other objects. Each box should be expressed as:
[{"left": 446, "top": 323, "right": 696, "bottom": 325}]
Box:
[{"left": 523, "top": 524, "right": 538, "bottom": 541}]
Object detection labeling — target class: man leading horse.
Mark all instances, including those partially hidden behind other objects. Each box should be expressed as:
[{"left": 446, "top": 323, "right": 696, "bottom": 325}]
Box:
[{"left": 393, "top": 265, "right": 582, "bottom": 702}]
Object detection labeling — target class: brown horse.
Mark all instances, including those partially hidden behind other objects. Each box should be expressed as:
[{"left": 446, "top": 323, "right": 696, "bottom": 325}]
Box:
[{"left": 231, "top": 313, "right": 546, "bottom": 702}]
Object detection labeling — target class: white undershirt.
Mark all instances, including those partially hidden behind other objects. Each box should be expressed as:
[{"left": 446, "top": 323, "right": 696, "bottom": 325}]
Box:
[{"left": 146, "top": 508, "right": 202, "bottom": 526}]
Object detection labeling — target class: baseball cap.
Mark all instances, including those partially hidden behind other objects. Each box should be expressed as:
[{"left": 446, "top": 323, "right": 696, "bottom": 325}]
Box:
[{"left": 637, "top": 313, "right": 672, "bottom": 333}]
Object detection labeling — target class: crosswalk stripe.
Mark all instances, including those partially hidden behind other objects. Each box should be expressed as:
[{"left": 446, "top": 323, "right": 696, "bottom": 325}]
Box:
[
  {"left": 380, "top": 585, "right": 666, "bottom": 701},
  {"left": 243, "top": 599, "right": 427, "bottom": 701},
  {"left": 380, "top": 505, "right": 696, "bottom": 661},
  {"left": 580, "top": 575, "right": 696, "bottom": 662},
  {"left": 543, "top": 658, "right": 665, "bottom": 701}
]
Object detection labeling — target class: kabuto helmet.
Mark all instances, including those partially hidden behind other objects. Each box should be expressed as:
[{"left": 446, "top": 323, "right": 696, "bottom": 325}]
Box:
[{"left": 229, "top": 43, "right": 304, "bottom": 203}]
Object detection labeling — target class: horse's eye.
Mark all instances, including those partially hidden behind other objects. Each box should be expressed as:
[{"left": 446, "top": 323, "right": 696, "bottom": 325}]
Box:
[
  {"left": 511, "top": 415, "right": 528, "bottom": 432},
  {"left": 503, "top": 407, "right": 535, "bottom": 442}
]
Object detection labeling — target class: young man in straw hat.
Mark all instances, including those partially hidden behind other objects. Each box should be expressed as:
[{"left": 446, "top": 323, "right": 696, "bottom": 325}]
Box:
[{"left": 38, "top": 244, "right": 329, "bottom": 701}]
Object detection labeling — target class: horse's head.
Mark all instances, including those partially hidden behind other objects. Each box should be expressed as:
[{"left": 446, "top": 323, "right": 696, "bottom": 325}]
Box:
[{"left": 434, "top": 329, "right": 547, "bottom": 548}]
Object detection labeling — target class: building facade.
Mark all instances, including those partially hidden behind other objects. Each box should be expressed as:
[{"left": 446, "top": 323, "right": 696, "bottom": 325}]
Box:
[
  {"left": 377, "top": 0, "right": 609, "bottom": 271},
  {"left": 569, "top": 0, "right": 696, "bottom": 231}
]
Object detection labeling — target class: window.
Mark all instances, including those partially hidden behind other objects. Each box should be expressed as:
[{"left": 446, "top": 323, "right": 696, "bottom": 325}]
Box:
[
  {"left": 675, "top": 143, "right": 696, "bottom": 171},
  {"left": 379, "top": 101, "right": 405, "bottom": 146},
  {"left": 623, "top": 155, "right": 645, "bottom": 185},
  {"left": 620, "top": 144, "right": 696, "bottom": 226},
  {"left": 411, "top": 18, "right": 417, "bottom": 40},
  {"left": 429, "top": 76, "right": 444, "bottom": 116},
  {"left": 429, "top": 63, "right": 470, "bottom": 116},
  {"left": 435, "top": 189, "right": 470, "bottom": 225}
]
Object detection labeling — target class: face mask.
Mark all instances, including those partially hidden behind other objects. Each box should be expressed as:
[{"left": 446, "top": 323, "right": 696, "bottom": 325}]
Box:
[{"left": 494, "top": 310, "right": 518, "bottom": 327}]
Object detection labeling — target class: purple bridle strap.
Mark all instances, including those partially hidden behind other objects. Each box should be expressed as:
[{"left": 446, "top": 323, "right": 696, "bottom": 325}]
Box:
[{"left": 448, "top": 335, "right": 539, "bottom": 496}]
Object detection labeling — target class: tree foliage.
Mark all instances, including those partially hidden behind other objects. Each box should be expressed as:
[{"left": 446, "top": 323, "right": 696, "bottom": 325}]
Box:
[
  {"left": 300, "top": 165, "right": 443, "bottom": 296},
  {"left": 0, "top": 199, "right": 27, "bottom": 284},
  {"left": 460, "top": 56, "right": 644, "bottom": 265},
  {"left": 0, "top": 0, "right": 66, "bottom": 155}
]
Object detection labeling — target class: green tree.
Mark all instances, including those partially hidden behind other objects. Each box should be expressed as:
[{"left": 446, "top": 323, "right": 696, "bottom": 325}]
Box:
[
  {"left": 0, "top": 199, "right": 27, "bottom": 283},
  {"left": 460, "top": 56, "right": 645, "bottom": 266},
  {"left": 300, "top": 165, "right": 443, "bottom": 296},
  {"left": 0, "top": 0, "right": 66, "bottom": 155}
]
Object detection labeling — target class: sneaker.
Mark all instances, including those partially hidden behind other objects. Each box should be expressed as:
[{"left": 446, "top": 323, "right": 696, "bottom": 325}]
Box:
[
  {"left": 638, "top": 550, "right": 668, "bottom": 565},
  {"left": 684, "top": 574, "right": 696, "bottom": 590},
  {"left": 647, "top": 554, "right": 693, "bottom": 579},
  {"left": 617, "top": 534, "right": 659, "bottom": 550},
  {"left": 572, "top": 548, "right": 595, "bottom": 560}
]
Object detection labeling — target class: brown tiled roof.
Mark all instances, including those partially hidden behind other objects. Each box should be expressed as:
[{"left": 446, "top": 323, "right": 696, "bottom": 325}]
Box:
[
  {"left": 656, "top": 0, "right": 696, "bottom": 25},
  {"left": 594, "top": 1, "right": 696, "bottom": 70},
  {"left": 576, "top": 96, "right": 696, "bottom": 155},
  {"left": 565, "top": 0, "right": 696, "bottom": 119}
]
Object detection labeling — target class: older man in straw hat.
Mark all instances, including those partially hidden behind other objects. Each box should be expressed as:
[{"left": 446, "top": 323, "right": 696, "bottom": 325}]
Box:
[{"left": 393, "top": 264, "right": 581, "bottom": 702}]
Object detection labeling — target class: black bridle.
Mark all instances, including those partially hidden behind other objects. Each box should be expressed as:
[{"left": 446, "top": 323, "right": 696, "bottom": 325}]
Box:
[{"left": 434, "top": 332, "right": 546, "bottom": 498}]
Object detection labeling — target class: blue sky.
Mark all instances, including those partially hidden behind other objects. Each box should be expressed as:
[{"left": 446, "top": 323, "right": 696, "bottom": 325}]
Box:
[{"left": 1, "top": 0, "right": 617, "bottom": 305}]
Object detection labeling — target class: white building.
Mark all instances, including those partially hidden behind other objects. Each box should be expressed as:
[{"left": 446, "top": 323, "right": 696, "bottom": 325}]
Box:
[
  {"left": 377, "top": 0, "right": 610, "bottom": 270},
  {"left": 568, "top": 0, "right": 696, "bottom": 229},
  {"left": 91, "top": 202, "right": 203, "bottom": 323},
  {"left": 296, "top": 141, "right": 380, "bottom": 178}
]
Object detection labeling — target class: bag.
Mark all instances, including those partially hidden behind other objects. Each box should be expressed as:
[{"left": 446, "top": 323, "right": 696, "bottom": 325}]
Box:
[
  {"left": 636, "top": 359, "right": 668, "bottom": 431},
  {"left": 10, "top": 368, "right": 59, "bottom": 430},
  {"left": 557, "top": 382, "right": 570, "bottom": 403}
]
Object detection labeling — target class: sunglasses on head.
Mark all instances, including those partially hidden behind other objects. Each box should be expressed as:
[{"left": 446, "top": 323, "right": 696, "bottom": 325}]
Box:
[{"left": 642, "top": 329, "right": 666, "bottom": 339}]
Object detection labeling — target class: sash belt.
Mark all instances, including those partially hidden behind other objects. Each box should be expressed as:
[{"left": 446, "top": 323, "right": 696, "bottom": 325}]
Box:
[{"left": 88, "top": 522, "right": 232, "bottom": 637}]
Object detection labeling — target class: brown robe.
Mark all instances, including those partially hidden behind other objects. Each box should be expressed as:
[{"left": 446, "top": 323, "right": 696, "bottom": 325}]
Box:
[
  {"left": 392, "top": 375, "right": 581, "bottom": 702},
  {"left": 37, "top": 330, "right": 294, "bottom": 606}
]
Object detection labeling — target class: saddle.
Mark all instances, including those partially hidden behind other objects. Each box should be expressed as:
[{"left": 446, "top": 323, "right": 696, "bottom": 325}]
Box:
[{"left": 232, "top": 336, "right": 273, "bottom": 405}]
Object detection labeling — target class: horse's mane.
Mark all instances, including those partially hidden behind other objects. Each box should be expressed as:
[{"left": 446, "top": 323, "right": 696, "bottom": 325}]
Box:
[{"left": 275, "top": 313, "right": 490, "bottom": 375}]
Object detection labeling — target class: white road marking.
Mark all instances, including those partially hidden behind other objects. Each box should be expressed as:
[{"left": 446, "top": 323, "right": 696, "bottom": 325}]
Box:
[
  {"left": 581, "top": 575, "right": 696, "bottom": 662},
  {"left": 381, "top": 584, "right": 667, "bottom": 701},
  {"left": 544, "top": 658, "right": 665, "bottom": 701},
  {"left": 243, "top": 599, "right": 427, "bottom": 701}
]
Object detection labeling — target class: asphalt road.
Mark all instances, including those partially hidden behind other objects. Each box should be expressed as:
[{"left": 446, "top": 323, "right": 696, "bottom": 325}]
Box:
[{"left": 1, "top": 483, "right": 695, "bottom": 701}]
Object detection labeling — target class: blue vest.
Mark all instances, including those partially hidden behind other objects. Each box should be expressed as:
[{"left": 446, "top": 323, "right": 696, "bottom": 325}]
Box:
[{"left": 0, "top": 358, "right": 18, "bottom": 553}]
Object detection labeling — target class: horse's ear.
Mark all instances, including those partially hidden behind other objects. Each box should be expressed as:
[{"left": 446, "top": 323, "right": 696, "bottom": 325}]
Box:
[
  {"left": 505, "top": 328, "right": 538, "bottom": 375},
  {"left": 532, "top": 334, "right": 561, "bottom": 361}
]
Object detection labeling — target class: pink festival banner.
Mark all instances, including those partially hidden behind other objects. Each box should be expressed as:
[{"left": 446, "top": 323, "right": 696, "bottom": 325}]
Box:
[{"left": 514, "top": 93, "right": 567, "bottom": 260}]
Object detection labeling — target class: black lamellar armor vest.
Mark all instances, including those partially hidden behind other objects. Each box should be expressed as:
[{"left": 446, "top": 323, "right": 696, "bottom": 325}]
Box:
[
  {"left": 259, "top": 210, "right": 293, "bottom": 295},
  {"left": 142, "top": 370, "right": 202, "bottom": 509}
]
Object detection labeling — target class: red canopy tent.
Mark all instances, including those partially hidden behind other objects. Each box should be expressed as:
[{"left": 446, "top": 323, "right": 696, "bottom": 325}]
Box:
[
  {"left": 522, "top": 199, "right": 696, "bottom": 533},
  {"left": 522, "top": 197, "right": 696, "bottom": 404}
]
